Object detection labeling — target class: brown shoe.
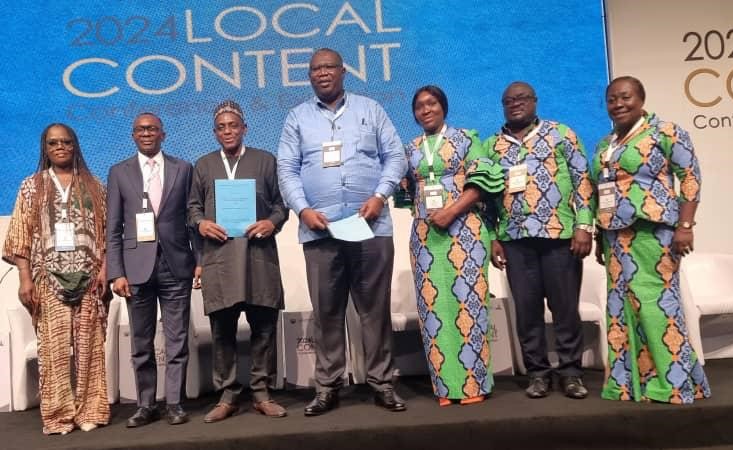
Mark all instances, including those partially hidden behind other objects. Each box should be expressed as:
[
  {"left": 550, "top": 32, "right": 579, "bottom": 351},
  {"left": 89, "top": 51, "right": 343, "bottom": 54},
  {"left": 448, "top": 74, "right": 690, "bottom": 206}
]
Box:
[
  {"left": 204, "top": 403, "right": 240, "bottom": 423},
  {"left": 253, "top": 399, "right": 287, "bottom": 418}
]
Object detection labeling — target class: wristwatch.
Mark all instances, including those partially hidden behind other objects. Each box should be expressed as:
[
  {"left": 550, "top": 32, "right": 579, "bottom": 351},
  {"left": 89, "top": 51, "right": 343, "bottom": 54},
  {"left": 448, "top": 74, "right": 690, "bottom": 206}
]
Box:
[
  {"left": 374, "top": 192, "right": 388, "bottom": 204},
  {"left": 678, "top": 221, "right": 695, "bottom": 230},
  {"left": 575, "top": 224, "right": 594, "bottom": 233}
]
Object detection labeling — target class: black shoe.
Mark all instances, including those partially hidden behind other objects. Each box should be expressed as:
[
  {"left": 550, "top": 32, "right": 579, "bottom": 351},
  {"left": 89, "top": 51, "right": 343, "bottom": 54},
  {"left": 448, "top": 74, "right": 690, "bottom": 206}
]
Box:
[
  {"left": 560, "top": 376, "right": 588, "bottom": 399},
  {"left": 127, "top": 406, "right": 160, "bottom": 428},
  {"left": 304, "top": 391, "right": 339, "bottom": 416},
  {"left": 525, "top": 377, "right": 551, "bottom": 399},
  {"left": 166, "top": 404, "right": 189, "bottom": 425},
  {"left": 374, "top": 388, "right": 407, "bottom": 412}
]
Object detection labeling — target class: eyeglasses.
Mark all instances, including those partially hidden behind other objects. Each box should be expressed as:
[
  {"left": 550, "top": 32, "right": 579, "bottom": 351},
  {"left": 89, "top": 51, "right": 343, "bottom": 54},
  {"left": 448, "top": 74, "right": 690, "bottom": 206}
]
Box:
[
  {"left": 502, "top": 95, "right": 536, "bottom": 106},
  {"left": 46, "top": 139, "right": 73, "bottom": 148},
  {"left": 215, "top": 122, "right": 244, "bottom": 132},
  {"left": 309, "top": 63, "right": 343, "bottom": 74},
  {"left": 133, "top": 125, "right": 161, "bottom": 134}
]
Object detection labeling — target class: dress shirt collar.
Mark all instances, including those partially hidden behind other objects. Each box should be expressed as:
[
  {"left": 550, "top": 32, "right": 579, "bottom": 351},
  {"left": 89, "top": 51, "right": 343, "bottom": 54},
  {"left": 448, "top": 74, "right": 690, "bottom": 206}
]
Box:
[
  {"left": 137, "top": 150, "right": 164, "bottom": 169},
  {"left": 501, "top": 117, "right": 542, "bottom": 144},
  {"left": 315, "top": 91, "right": 348, "bottom": 112}
]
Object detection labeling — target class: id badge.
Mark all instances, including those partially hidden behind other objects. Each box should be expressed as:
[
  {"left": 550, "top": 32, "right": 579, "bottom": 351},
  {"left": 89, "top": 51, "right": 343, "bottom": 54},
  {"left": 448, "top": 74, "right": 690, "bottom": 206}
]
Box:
[
  {"left": 598, "top": 182, "right": 617, "bottom": 213},
  {"left": 423, "top": 184, "right": 445, "bottom": 211},
  {"left": 322, "top": 140, "right": 342, "bottom": 167},
  {"left": 54, "top": 222, "right": 75, "bottom": 252},
  {"left": 136, "top": 212, "right": 156, "bottom": 242},
  {"left": 508, "top": 164, "right": 528, "bottom": 193}
]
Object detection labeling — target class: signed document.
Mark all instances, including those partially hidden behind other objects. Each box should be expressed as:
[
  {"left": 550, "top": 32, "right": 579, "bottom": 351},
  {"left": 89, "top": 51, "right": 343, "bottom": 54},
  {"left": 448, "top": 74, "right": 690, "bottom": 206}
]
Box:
[
  {"left": 215, "top": 179, "right": 256, "bottom": 237},
  {"left": 327, "top": 214, "right": 375, "bottom": 242}
]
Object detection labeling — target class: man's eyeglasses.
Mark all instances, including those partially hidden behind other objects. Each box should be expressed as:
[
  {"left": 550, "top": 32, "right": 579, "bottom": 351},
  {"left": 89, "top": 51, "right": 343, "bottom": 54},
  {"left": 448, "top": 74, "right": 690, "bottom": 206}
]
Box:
[
  {"left": 309, "top": 63, "right": 343, "bottom": 74},
  {"left": 46, "top": 139, "right": 73, "bottom": 148},
  {"left": 133, "top": 125, "right": 161, "bottom": 134},
  {"left": 502, "top": 95, "right": 536, "bottom": 107}
]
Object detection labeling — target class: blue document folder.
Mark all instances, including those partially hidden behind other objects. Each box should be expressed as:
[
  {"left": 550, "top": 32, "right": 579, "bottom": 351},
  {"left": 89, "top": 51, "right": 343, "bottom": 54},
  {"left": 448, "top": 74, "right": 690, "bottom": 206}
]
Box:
[{"left": 215, "top": 179, "right": 256, "bottom": 238}]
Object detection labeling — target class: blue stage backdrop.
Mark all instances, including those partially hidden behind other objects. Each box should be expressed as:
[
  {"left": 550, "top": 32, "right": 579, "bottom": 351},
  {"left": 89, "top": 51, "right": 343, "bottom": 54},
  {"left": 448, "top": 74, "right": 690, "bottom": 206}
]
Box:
[{"left": 0, "top": 1, "right": 609, "bottom": 214}]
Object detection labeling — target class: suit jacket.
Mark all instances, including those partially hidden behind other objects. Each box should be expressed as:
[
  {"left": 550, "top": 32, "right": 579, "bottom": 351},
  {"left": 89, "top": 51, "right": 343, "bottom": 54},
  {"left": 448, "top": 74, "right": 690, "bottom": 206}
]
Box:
[{"left": 106, "top": 152, "right": 197, "bottom": 285}]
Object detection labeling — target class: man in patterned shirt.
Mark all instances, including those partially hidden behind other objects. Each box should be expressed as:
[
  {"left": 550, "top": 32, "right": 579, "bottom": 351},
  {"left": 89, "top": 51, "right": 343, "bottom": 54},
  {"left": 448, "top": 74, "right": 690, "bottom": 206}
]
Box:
[{"left": 487, "top": 81, "right": 595, "bottom": 399}]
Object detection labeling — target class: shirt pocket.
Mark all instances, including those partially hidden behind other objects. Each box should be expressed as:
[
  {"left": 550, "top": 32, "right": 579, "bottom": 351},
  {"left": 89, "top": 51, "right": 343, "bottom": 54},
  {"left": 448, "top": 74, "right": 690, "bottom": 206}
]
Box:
[{"left": 358, "top": 126, "right": 378, "bottom": 155}]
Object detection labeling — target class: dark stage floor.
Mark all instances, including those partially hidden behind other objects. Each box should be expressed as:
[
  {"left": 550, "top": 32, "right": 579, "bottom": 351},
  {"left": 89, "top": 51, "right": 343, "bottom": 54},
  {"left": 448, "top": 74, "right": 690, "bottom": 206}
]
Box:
[{"left": 2, "top": 359, "right": 732, "bottom": 450}]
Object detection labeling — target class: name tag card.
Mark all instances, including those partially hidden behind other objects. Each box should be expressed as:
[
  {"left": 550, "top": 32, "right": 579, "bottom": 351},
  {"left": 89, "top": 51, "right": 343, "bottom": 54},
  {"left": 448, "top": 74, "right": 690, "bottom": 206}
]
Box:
[
  {"left": 508, "top": 164, "right": 528, "bottom": 193},
  {"left": 424, "top": 184, "right": 445, "bottom": 211},
  {"left": 136, "top": 212, "right": 156, "bottom": 242},
  {"left": 598, "top": 182, "right": 617, "bottom": 213},
  {"left": 54, "top": 222, "right": 75, "bottom": 252},
  {"left": 322, "top": 140, "right": 343, "bottom": 167}
]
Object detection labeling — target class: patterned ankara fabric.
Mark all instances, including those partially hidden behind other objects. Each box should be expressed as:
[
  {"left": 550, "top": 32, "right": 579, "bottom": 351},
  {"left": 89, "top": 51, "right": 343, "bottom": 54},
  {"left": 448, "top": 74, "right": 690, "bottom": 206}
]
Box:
[
  {"left": 591, "top": 114, "right": 709, "bottom": 403},
  {"left": 400, "top": 127, "right": 503, "bottom": 400},
  {"left": 3, "top": 172, "right": 109, "bottom": 433},
  {"left": 591, "top": 113, "right": 701, "bottom": 230},
  {"left": 600, "top": 221, "right": 710, "bottom": 403},
  {"left": 484, "top": 119, "right": 594, "bottom": 241}
]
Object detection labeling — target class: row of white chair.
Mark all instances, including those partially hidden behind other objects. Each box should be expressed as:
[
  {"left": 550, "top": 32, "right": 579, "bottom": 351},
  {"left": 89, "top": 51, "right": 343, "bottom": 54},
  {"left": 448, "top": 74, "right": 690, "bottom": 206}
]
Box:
[{"left": 2, "top": 211, "right": 731, "bottom": 410}]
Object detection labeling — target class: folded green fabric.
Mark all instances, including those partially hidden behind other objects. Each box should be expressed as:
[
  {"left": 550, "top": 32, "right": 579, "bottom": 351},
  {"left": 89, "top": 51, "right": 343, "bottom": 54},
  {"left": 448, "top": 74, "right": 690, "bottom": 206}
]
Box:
[{"left": 49, "top": 270, "right": 90, "bottom": 305}]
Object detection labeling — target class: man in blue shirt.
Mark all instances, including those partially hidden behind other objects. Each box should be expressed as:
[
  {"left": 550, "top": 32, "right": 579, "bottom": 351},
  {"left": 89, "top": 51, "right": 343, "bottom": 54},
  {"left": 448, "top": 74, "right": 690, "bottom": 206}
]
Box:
[{"left": 277, "top": 48, "right": 407, "bottom": 416}]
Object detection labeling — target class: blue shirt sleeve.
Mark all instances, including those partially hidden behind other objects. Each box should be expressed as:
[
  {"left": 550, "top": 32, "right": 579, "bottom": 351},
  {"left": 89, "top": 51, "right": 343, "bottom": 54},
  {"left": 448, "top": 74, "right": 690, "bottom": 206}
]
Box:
[
  {"left": 277, "top": 109, "right": 310, "bottom": 216},
  {"left": 374, "top": 103, "right": 407, "bottom": 198}
]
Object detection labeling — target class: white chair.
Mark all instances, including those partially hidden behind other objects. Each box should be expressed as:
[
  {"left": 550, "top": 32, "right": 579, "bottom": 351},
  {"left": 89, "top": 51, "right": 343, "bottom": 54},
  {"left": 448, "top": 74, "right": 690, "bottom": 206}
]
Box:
[
  {"left": 185, "top": 289, "right": 253, "bottom": 399},
  {"left": 186, "top": 289, "right": 213, "bottom": 399},
  {"left": 105, "top": 296, "right": 121, "bottom": 404},
  {"left": 0, "top": 329, "right": 11, "bottom": 411},
  {"left": 680, "top": 253, "right": 733, "bottom": 360},
  {"left": 276, "top": 229, "right": 312, "bottom": 388},
  {"left": 503, "top": 260, "right": 608, "bottom": 374},
  {"left": 348, "top": 204, "right": 427, "bottom": 383},
  {"left": 6, "top": 305, "right": 39, "bottom": 411},
  {"left": 278, "top": 211, "right": 353, "bottom": 387},
  {"left": 0, "top": 216, "right": 20, "bottom": 411},
  {"left": 117, "top": 298, "right": 167, "bottom": 403},
  {"left": 384, "top": 206, "right": 425, "bottom": 377},
  {"left": 0, "top": 257, "right": 22, "bottom": 411},
  {"left": 0, "top": 234, "right": 39, "bottom": 411}
]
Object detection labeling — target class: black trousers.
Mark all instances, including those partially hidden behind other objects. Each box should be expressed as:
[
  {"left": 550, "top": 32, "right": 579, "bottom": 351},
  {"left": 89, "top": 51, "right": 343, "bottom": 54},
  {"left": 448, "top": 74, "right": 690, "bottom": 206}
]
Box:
[
  {"left": 303, "top": 236, "right": 395, "bottom": 393},
  {"left": 502, "top": 238, "right": 584, "bottom": 378},
  {"left": 209, "top": 303, "right": 279, "bottom": 404}
]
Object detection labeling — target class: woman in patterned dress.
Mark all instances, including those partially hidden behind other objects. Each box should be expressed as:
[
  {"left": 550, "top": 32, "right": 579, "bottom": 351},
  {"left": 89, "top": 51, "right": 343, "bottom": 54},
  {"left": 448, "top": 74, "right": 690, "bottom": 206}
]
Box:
[
  {"left": 3, "top": 123, "right": 110, "bottom": 433},
  {"left": 396, "top": 85, "right": 503, "bottom": 406},
  {"left": 591, "top": 76, "right": 711, "bottom": 403}
]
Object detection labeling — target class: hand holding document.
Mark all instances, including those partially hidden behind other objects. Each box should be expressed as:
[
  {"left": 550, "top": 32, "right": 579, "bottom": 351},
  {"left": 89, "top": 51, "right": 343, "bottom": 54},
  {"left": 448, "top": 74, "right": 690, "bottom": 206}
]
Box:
[{"left": 327, "top": 214, "right": 375, "bottom": 242}]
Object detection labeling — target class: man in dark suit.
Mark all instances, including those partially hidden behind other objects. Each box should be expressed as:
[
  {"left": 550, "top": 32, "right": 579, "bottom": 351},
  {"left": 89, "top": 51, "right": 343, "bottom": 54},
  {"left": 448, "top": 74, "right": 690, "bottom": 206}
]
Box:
[{"left": 107, "top": 112, "right": 199, "bottom": 427}]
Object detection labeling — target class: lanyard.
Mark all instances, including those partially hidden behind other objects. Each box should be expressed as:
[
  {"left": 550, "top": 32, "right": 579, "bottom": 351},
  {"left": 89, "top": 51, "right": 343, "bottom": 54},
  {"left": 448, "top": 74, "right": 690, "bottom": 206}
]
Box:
[
  {"left": 319, "top": 100, "right": 346, "bottom": 141},
  {"left": 503, "top": 120, "right": 542, "bottom": 165},
  {"left": 503, "top": 119, "right": 541, "bottom": 145},
  {"left": 48, "top": 168, "right": 72, "bottom": 220},
  {"left": 422, "top": 124, "right": 447, "bottom": 184},
  {"left": 221, "top": 147, "right": 245, "bottom": 180},
  {"left": 602, "top": 116, "right": 645, "bottom": 179}
]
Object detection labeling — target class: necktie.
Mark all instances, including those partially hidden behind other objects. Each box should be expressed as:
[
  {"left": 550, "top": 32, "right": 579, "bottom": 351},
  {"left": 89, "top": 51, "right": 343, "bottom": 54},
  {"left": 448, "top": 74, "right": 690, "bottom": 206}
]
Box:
[{"left": 147, "top": 159, "right": 162, "bottom": 214}]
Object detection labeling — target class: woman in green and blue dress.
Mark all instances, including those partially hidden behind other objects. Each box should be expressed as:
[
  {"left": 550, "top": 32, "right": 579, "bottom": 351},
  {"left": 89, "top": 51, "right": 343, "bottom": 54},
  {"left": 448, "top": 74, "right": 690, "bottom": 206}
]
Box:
[
  {"left": 396, "top": 85, "right": 503, "bottom": 406},
  {"left": 591, "top": 76, "right": 710, "bottom": 404}
]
